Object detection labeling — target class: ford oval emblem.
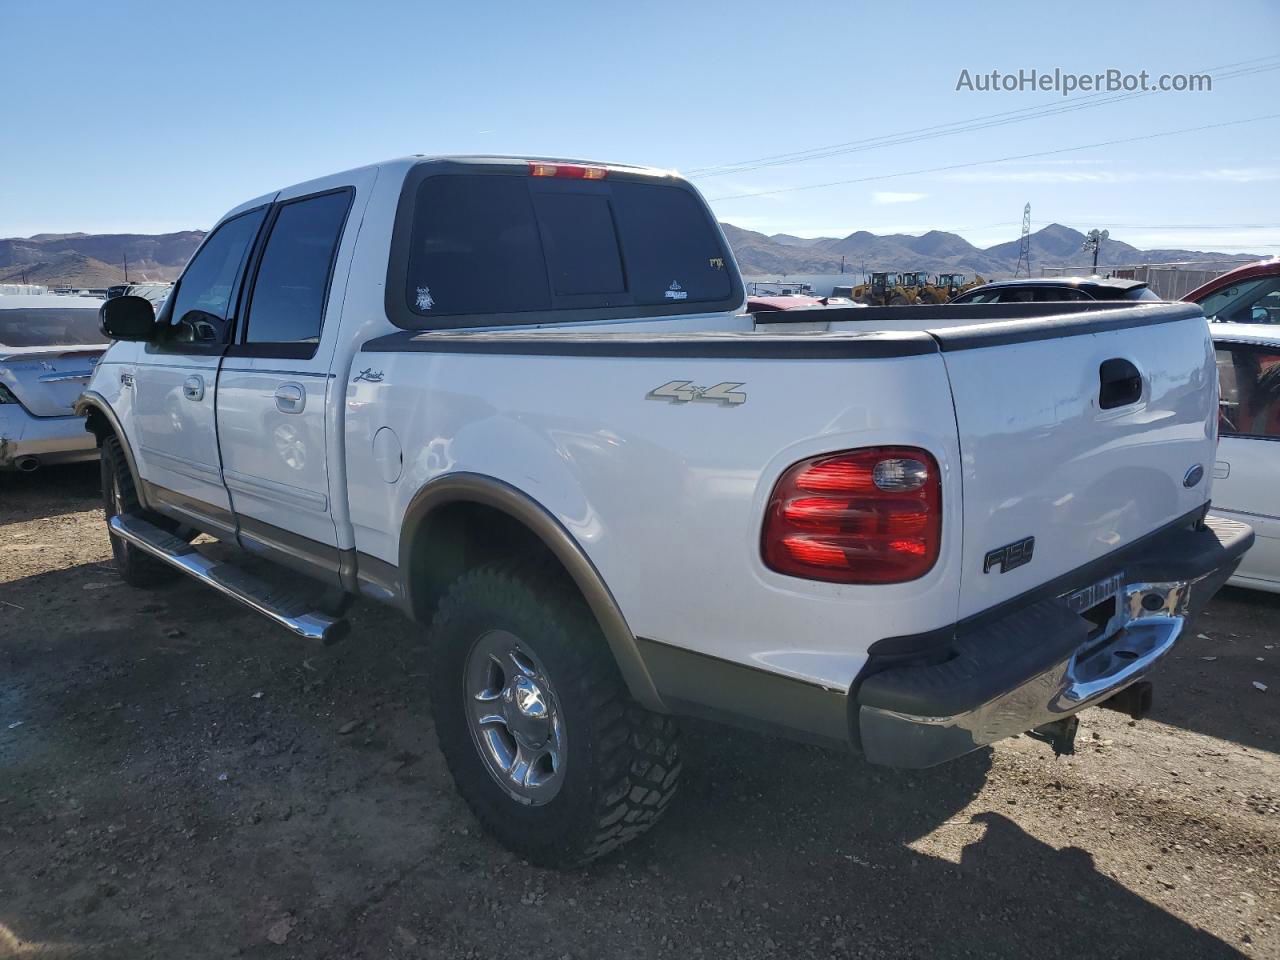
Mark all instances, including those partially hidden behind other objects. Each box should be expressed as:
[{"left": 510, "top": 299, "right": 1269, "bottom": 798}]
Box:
[{"left": 1183, "top": 464, "right": 1205, "bottom": 488}]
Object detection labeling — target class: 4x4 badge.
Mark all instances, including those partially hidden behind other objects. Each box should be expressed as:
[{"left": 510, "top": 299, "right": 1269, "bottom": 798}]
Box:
[{"left": 646, "top": 380, "right": 746, "bottom": 406}]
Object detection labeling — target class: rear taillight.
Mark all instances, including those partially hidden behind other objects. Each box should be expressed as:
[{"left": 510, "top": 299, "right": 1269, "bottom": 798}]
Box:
[
  {"left": 761, "top": 446, "right": 941, "bottom": 584},
  {"left": 528, "top": 162, "right": 607, "bottom": 180}
]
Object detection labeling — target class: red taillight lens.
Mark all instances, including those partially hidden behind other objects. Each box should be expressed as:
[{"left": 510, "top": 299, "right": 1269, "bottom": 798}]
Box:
[
  {"left": 762, "top": 447, "right": 941, "bottom": 584},
  {"left": 528, "top": 162, "right": 607, "bottom": 180}
]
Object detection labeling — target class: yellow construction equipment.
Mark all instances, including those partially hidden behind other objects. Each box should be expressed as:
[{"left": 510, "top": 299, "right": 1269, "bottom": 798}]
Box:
[
  {"left": 850, "top": 272, "right": 915, "bottom": 305},
  {"left": 847, "top": 272, "right": 988, "bottom": 305},
  {"left": 912, "top": 273, "right": 988, "bottom": 303}
]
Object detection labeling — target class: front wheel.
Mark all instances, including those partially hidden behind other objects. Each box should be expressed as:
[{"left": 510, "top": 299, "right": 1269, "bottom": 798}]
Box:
[
  {"left": 428, "top": 560, "right": 681, "bottom": 867},
  {"left": 100, "top": 435, "right": 181, "bottom": 588}
]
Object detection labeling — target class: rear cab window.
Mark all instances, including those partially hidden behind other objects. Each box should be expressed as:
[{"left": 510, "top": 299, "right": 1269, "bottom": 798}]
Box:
[
  {"left": 386, "top": 161, "right": 741, "bottom": 329},
  {"left": 1124, "top": 285, "right": 1160, "bottom": 301}
]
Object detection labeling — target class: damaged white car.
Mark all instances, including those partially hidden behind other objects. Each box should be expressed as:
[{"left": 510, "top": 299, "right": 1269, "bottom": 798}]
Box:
[{"left": 0, "top": 295, "right": 106, "bottom": 471}]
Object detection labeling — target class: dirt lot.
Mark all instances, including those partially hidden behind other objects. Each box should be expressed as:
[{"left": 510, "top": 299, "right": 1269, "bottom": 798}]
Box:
[{"left": 1, "top": 464, "right": 1277, "bottom": 960}]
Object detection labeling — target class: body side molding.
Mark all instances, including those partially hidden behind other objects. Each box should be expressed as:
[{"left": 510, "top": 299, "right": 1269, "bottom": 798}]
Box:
[{"left": 397, "top": 472, "right": 667, "bottom": 712}]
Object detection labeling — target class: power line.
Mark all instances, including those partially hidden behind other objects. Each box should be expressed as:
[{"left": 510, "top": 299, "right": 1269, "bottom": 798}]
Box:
[
  {"left": 707, "top": 113, "right": 1280, "bottom": 203},
  {"left": 688, "top": 55, "right": 1280, "bottom": 180},
  {"left": 690, "top": 56, "right": 1279, "bottom": 178}
]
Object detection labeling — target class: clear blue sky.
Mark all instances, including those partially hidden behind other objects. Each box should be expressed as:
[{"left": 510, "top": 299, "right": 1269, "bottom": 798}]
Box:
[{"left": 3, "top": 0, "right": 1278, "bottom": 255}]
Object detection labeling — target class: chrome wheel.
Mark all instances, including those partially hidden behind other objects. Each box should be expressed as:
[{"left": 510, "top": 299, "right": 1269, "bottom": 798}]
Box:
[{"left": 464, "top": 629, "right": 566, "bottom": 805}]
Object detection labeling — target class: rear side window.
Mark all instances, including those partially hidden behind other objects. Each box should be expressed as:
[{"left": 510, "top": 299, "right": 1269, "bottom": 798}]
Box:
[
  {"left": 1032, "top": 287, "right": 1089, "bottom": 302},
  {"left": 244, "top": 189, "right": 352, "bottom": 344},
  {"left": 952, "top": 290, "right": 998, "bottom": 304},
  {"left": 1217, "top": 344, "right": 1280, "bottom": 439},
  {"left": 1199, "top": 276, "right": 1280, "bottom": 323},
  {"left": 400, "top": 171, "right": 735, "bottom": 324}
]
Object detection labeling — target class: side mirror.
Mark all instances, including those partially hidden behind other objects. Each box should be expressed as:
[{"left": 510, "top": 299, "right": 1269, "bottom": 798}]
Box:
[
  {"left": 1252, "top": 306, "right": 1269, "bottom": 323},
  {"left": 99, "top": 295, "right": 156, "bottom": 341}
]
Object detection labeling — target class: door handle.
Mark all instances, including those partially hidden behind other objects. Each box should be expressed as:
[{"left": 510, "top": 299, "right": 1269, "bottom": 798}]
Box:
[
  {"left": 182, "top": 375, "right": 205, "bottom": 401},
  {"left": 274, "top": 383, "right": 306, "bottom": 414},
  {"left": 1214, "top": 460, "right": 1230, "bottom": 480}
]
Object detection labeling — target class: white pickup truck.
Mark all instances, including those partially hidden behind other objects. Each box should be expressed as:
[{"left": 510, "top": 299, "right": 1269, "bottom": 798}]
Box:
[{"left": 79, "top": 155, "right": 1252, "bottom": 867}]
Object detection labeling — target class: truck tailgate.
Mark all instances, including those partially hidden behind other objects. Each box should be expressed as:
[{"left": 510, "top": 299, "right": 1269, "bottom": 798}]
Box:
[{"left": 932, "top": 305, "right": 1217, "bottom": 619}]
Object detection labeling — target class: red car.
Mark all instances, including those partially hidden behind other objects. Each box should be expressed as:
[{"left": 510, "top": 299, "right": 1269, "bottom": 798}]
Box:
[{"left": 1183, "top": 257, "right": 1280, "bottom": 325}]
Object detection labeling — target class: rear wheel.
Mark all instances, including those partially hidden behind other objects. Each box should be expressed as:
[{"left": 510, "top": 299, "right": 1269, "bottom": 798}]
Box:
[
  {"left": 100, "top": 436, "right": 181, "bottom": 588},
  {"left": 428, "top": 560, "right": 681, "bottom": 867}
]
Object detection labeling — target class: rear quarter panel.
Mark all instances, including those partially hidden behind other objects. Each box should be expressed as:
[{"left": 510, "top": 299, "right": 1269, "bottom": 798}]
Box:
[{"left": 345, "top": 349, "right": 964, "bottom": 691}]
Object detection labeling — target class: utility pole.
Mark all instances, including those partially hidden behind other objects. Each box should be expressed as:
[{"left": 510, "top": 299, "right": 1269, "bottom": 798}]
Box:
[
  {"left": 1014, "top": 203, "right": 1032, "bottom": 278},
  {"left": 840, "top": 254, "right": 846, "bottom": 274},
  {"left": 123, "top": 253, "right": 130, "bottom": 283},
  {"left": 1082, "top": 228, "right": 1109, "bottom": 274}
]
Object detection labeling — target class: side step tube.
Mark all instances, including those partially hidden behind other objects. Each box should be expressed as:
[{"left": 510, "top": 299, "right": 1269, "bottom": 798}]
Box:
[{"left": 109, "top": 514, "right": 347, "bottom": 644}]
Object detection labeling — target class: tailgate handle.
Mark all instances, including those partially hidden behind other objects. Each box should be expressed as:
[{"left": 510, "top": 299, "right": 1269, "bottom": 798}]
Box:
[{"left": 1098, "top": 358, "right": 1142, "bottom": 409}]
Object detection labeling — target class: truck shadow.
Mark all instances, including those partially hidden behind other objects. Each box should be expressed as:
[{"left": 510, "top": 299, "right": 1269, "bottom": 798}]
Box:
[{"left": 638, "top": 724, "right": 1247, "bottom": 959}]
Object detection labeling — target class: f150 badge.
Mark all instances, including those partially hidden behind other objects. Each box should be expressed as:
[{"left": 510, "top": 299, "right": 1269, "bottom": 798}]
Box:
[
  {"left": 984, "top": 536, "right": 1035, "bottom": 574},
  {"left": 646, "top": 380, "right": 747, "bottom": 406}
]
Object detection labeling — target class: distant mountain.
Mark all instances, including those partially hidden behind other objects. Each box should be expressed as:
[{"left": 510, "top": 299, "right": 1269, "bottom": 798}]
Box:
[
  {"left": 0, "top": 223, "right": 1263, "bottom": 288},
  {"left": 0, "top": 231, "right": 205, "bottom": 286},
  {"left": 726, "top": 222, "right": 1262, "bottom": 278},
  {"left": 769, "top": 234, "right": 829, "bottom": 248}
]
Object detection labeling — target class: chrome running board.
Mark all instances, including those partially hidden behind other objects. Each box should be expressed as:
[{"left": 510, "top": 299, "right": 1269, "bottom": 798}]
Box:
[{"left": 109, "top": 513, "right": 347, "bottom": 644}]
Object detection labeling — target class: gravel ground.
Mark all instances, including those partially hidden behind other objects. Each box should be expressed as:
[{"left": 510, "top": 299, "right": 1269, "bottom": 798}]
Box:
[{"left": 1, "top": 464, "right": 1277, "bottom": 960}]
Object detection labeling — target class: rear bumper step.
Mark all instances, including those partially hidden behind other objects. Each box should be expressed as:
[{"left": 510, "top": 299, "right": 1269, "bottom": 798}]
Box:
[
  {"left": 854, "top": 514, "right": 1253, "bottom": 768},
  {"left": 109, "top": 514, "right": 347, "bottom": 644}
]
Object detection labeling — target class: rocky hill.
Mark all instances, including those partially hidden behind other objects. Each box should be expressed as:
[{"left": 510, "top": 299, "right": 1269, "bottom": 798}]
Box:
[
  {"left": 725, "top": 222, "right": 1260, "bottom": 278},
  {"left": 0, "top": 223, "right": 1262, "bottom": 287},
  {"left": 0, "top": 231, "right": 204, "bottom": 286}
]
